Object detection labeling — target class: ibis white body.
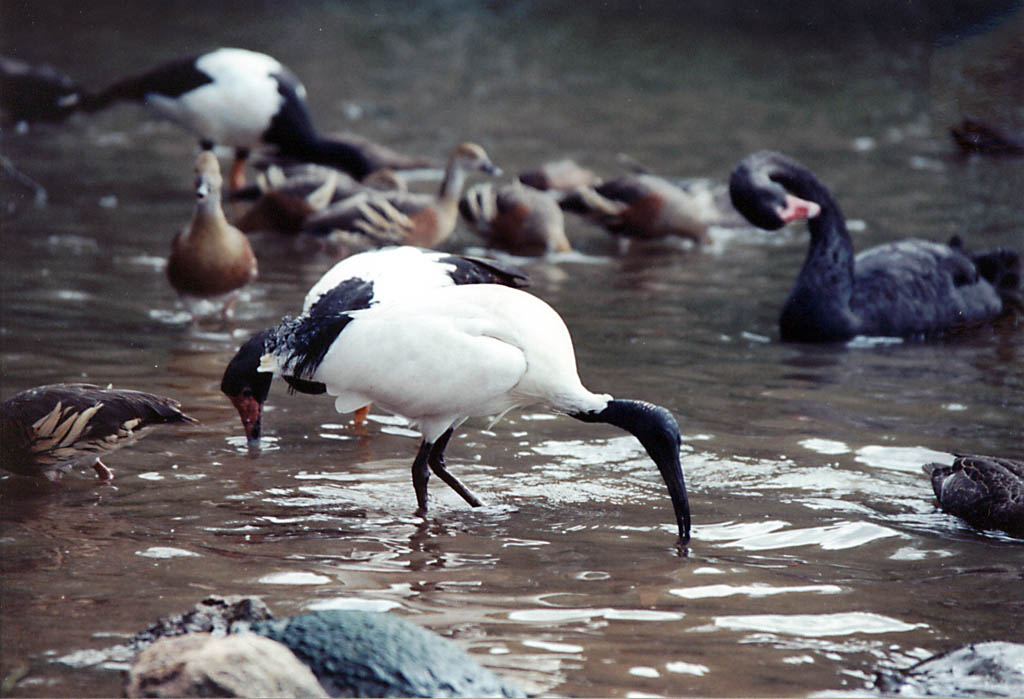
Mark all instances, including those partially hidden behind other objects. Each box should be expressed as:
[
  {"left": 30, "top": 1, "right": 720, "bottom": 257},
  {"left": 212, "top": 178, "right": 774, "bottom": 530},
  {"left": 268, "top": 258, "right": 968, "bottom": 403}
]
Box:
[{"left": 265, "top": 284, "right": 609, "bottom": 442}]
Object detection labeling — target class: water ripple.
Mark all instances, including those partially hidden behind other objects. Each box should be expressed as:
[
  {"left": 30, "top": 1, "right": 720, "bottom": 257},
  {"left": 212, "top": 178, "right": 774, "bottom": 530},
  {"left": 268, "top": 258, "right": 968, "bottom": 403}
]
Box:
[
  {"left": 257, "top": 571, "right": 332, "bottom": 585},
  {"left": 721, "top": 521, "right": 903, "bottom": 551},
  {"left": 509, "top": 607, "right": 684, "bottom": 623},
  {"left": 670, "top": 583, "right": 842, "bottom": 599},
  {"left": 711, "top": 612, "right": 925, "bottom": 637},
  {"left": 854, "top": 445, "right": 952, "bottom": 472}
]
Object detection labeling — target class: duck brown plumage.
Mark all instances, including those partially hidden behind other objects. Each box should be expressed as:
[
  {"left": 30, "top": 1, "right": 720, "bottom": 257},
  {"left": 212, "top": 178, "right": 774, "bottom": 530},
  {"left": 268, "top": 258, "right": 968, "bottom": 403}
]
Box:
[
  {"left": 167, "top": 151, "right": 258, "bottom": 318},
  {"left": 459, "top": 181, "right": 571, "bottom": 255},
  {"left": 303, "top": 142, "right": 500, "bottom": 249},
  {"left": 560, "top": 173, "right": 712, "bottom": 247},
  {"left": 234, "top": 163, "right": 406, "bottom": 235},
  {"left": 1, "top": 383, "right": 197, "bottom": 480},
  {"left": 235, "top": 163, "right": 342, "bottom": 234},
  {"left": 518, "top": 158, "right": 600, "bottom": 192}
]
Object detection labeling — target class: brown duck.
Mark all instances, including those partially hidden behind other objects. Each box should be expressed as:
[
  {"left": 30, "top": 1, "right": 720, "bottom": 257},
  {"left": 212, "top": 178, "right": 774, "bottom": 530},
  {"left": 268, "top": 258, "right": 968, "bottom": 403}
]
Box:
[
  {"left": 1, "top": 383, "right": 197, "bottom": 481},
  {"left": 167, "top": 151, "right": 258, "bottom": 319},
  {"left": 560, "top": 173, "right": 713, "bottom": 248},
  {"left": 460, "top": 181, "right": 571, "bottom": 255},
  {"left": 303, "top": 142, "right": 501, "bottom": 249}
]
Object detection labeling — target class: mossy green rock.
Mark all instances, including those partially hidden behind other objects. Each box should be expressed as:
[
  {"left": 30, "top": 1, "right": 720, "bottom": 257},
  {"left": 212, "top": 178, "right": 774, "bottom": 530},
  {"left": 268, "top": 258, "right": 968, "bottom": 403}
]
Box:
[{"left": 250, "top": 610, "right": 524, "bottom": 698}]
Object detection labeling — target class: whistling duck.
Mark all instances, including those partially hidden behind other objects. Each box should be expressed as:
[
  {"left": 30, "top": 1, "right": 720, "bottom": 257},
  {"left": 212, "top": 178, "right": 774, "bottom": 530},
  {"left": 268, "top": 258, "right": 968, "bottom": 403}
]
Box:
[
  {"left": 0, "top": 55, "right": 82, "bottom": 126},
  {"left": 303, "top": 142, "right": 501, "bottom": 248},
  {"left": 234, "top": 164, "right": 406, "bottom": 235},
  {"left": 518, "top": 158, "right": 600, "bottom": 192},
  {"left": 221, "top": 246, "right": 529, "bottom": 441},
  {"left": 459, "top": 181, "right": 572, "bottom": 255},
  {"left": 560, "top": 173, "right": 713, "bottom": 247},
  {"left": 235, "top": 163, "right": 343, "bottom": 235},
  {"left": 78, "top": 48, "right": 373, "bottom": 189},
  {"left": 950, "top": 118, "right": 1024, "bottom": 156},
  {"left": 728, "top": 151, "right": 1022, "bottom": 342},
  {"left": 1, "top": 383, "right": 196, "bottom": 480},
  {"left": 248, "top": 610, "right": 525, "bottom": 698},
  {"left": 245, "top": 281, "right": 691, "bottom": 544},
  {"left": 167, "top": 151, "right": 259, "bottom": 320},
  {"left": 924, "top": 456, "right": 1024, "bottom": 537}
]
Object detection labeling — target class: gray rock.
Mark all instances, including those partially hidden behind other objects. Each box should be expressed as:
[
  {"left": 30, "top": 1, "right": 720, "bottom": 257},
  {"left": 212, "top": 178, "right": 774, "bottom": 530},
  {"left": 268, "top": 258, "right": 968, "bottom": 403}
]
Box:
[
  {"left": 249, "top": 610, "right": 525, "bottom": 698},
  {"left": 126, "top": 632, "right": 328, "bottom": 698},
  {"left": 130, "top": 595, "right": 275, "bottom": 649}
]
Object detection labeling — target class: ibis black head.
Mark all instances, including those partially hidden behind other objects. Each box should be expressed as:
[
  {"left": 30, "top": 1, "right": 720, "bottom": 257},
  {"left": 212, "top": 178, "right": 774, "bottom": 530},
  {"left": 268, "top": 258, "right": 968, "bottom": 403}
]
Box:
[
  {"left": 221, "top": 330, "right": 274, "bottom": 446},
  {"left": 573, "top": 399, "right": 691, "bottom": 545}
]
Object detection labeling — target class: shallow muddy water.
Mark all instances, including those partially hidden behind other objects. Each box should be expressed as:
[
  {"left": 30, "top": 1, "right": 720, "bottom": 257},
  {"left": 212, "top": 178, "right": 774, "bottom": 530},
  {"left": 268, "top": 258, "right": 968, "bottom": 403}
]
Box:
[{"left": 2, "top": 2, "right": 1023, "bottom": 697}]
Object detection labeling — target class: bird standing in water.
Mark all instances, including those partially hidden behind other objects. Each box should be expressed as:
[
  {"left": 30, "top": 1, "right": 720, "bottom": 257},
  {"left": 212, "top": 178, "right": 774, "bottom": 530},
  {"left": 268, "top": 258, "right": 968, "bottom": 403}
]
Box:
[
  {"left": 167, "top": 151, "right": 259, "bottom": 321},
  {"left": 222, "top": 245, "right": 529, "bottom": 440},
  {"left": 247, "top": 281, "right": 692, "bottom": 544},
  {"left": 77, "top": 48, "right": 374, "bottom": 189}
]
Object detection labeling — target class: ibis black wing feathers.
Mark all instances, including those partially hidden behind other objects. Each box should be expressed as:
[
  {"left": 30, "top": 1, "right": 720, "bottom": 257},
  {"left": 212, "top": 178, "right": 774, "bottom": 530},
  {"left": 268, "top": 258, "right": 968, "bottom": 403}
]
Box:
[
  {"left": 268, "top": 278, "right": 376, "bottom": 381},
  {"left": 441, "top": 254, "right": 530, "bottom": 288}
]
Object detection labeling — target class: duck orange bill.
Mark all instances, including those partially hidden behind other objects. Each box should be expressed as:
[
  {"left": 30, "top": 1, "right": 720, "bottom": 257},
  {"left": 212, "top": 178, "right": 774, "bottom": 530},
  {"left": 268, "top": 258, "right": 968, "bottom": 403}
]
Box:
[
  {"left": 229, "top": 393, "right": 263, "bottom": 447},
  {"left": 776, "top": 194, "right": 821, "bottom": 222}
]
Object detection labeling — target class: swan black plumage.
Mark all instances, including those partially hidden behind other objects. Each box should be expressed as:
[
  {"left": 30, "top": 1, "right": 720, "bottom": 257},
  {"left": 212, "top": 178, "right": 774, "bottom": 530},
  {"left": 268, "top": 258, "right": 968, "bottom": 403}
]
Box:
[
  {"left": 728, "top": 151, "right": 1021, "bottom": 342},
  {"left": 924, "top": 455, "right": 1024, "bottom": 537}
]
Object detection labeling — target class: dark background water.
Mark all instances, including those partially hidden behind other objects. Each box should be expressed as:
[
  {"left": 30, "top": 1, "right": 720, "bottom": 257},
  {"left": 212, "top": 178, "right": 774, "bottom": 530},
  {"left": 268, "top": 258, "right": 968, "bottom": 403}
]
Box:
[{"left": 2, "top": 2, "right": 1023, "bottom": 696}]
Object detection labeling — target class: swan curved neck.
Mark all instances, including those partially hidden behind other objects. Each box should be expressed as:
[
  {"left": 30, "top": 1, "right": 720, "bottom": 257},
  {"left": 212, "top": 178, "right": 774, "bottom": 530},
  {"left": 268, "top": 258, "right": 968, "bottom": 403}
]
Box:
[{"left": 777, "top": 164, "right": 859, "bottom": 340}]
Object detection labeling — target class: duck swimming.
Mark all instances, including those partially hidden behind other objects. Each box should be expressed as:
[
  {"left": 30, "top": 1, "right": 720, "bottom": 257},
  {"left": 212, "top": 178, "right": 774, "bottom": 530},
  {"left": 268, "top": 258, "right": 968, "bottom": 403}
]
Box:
[{"left": 924, "top": 455, "right": 1024, "bottom": 537}]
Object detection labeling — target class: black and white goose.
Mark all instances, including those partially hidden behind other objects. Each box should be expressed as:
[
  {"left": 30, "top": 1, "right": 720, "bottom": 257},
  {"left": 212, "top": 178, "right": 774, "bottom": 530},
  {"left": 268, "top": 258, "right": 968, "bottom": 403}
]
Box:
[
  {"left": 728, "top": 151, "right": 1021, "bottom": 342},
  {"left": 79, "top": 48, "right": 373, "bottom": 189},
  {"left": 223, "top": 257, "right": 692, "bottom": 544},
  {"left": 1, "top": 383, "right": 197, "bottom": 481},
  {"left": 221, "top": 246, "right": 529, "bottom": 440}
]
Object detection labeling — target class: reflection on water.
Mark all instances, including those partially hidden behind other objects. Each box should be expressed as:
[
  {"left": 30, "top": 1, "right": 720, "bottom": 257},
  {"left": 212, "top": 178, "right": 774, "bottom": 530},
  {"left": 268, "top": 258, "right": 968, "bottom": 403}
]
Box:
[
  {"left": 2, "top": 1, "right": 1023, "bottom": 697},
  {"left": 710, "top": 612, "right": 924, "bottom": 637}
]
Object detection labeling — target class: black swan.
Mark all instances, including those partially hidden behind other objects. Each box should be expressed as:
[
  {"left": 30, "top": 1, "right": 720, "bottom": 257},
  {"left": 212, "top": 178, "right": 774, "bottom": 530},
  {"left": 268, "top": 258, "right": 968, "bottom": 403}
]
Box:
[
  {"left": 728, "top": 151, "right": 1021, "bottom": 342},
  {"left": 924, "top": 455, "right": 1024, "bottom": 537}
]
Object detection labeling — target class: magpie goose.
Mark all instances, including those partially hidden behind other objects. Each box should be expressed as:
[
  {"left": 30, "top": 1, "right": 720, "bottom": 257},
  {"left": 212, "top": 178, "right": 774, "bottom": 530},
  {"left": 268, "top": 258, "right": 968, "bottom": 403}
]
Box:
[{"left": 80, "top": 48, "right": 373, "bottom": 189}]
